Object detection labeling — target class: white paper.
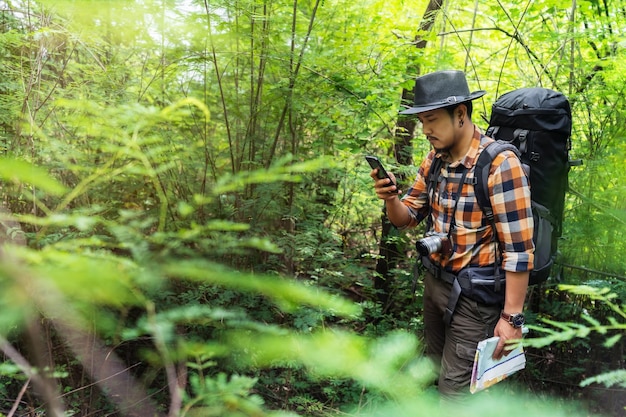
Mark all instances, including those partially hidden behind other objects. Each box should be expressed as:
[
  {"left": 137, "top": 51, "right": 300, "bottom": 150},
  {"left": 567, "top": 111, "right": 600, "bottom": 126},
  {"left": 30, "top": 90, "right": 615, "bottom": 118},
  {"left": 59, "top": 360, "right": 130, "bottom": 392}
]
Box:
[{"left": 470, "top": 336, "right": 526, "bottom": 394}]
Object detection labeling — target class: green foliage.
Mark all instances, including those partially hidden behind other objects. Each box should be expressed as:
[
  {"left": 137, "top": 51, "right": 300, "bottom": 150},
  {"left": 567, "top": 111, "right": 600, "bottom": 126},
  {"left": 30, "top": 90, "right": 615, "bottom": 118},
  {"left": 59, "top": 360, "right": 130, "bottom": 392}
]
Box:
[
  {"left": 183, "top": 372, "right": 298, "bottom": 417},
  {"left": 528, "top": 285, "right": 625, "bottom": 348},
  {"left": 581, "top": 370, "right": 626, "bottom": 389},
  {"left": 0, "top": 0, "right": 623, "bottom": 415},
  {"left": 162, "top": 260, "right": 360, "bottom": 315},
  {"left": 523, "top": 283, "right": 625, "bottom": 414}
]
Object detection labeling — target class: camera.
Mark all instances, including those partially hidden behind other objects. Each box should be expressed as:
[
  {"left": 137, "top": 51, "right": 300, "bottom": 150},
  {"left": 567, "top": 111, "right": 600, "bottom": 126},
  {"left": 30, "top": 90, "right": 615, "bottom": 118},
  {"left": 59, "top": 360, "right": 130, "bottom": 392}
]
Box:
[{"left": 416, "top": 232, "right": 452, "bottom": 257}]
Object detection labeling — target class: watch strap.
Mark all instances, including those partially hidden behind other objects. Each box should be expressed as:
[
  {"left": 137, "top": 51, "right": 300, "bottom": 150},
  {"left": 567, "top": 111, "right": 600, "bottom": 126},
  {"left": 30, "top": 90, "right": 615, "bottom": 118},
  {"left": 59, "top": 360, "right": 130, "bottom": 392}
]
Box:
[{"left": 501, "top": 311, "right": 524, "bottom": 327}]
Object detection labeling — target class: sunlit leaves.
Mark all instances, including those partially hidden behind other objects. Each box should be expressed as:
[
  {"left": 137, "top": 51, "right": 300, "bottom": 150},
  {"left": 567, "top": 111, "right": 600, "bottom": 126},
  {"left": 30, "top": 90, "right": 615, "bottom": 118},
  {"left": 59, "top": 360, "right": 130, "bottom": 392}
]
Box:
[
  {"left": 11, "top": 246, "right": 147, "bottom": 308},
  {"left": 526, "top": 285, "right": 625, "bottom": 356},
  {"left": 162, "top": 259, "right": 361, "bottom": 316},
  {"left": 581, "top": 369, "right": 626, "bottom": 388},
  {"left": 0, "top": 0, "right": 623, "bottom": 415},
  {"left": 214, "top": 156, "right": 334, "bottom": 194},
  {"left": 226, "top": 329, "right": 433, "bottom": 400},
  {"left": 0, "top": 158, "right": 66, "bottom": 196}
]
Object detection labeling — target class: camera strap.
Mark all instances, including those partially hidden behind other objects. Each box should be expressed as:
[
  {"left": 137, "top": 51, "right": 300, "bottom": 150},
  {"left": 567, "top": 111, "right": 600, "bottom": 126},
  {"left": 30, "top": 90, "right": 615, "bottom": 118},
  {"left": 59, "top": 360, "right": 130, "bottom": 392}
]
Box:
[
  {"left": 423, "top": 161, "right": 474, "bottom": 326},
  {"left": 441, "top": 167, "right": 469, "bottom": 325},
  {"left": 425, "top": 158, "right": 471, "bottom": 238},
  {"left": 447, "top": 166, "right": 470, "bottom": 239}
]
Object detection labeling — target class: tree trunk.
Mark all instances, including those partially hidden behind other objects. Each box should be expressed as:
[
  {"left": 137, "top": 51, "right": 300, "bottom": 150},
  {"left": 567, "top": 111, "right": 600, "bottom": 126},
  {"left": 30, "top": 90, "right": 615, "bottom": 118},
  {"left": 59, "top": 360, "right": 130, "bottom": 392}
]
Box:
[{"left": 374, "top": 0, "right": 444, "bottom": 311}]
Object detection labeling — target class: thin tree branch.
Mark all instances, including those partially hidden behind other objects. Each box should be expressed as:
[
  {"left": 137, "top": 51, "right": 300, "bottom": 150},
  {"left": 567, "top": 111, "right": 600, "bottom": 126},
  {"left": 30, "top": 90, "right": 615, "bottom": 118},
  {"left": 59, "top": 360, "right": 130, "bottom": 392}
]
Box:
[
  {"left": 7, "top": 377, "right": 30, "bottom": 417},
  {"left": 0, "top": 336, "right": 65, "bottom": 417},
  {"left": 266, "top": 0, "right": 321, "bottom": 168},
  {"left": 204, "top": 0, "right": 236, "bottom": 174},
  {"left": 1, "top": 253, "right": 165, "bottom": 417}
]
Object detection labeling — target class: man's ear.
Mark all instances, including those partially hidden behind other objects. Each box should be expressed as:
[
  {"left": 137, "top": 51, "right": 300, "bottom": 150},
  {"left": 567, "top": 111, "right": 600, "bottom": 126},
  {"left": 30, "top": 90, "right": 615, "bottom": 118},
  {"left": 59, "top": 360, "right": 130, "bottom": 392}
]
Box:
[{"left": 457, "top": 103, "right": 467, "bottom": 119}]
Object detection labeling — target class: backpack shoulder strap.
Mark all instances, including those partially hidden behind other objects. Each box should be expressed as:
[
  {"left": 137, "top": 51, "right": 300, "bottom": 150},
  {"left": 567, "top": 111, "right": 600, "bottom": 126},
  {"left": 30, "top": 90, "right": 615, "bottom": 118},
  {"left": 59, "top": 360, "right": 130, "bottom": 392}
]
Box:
[
  {"left": 426, "top": 155, "right": 443, "bottom": 195},
  {"left": 425, "top": 155, "right": 443, "bottom": 231},
  {"left": 474, "top": 140, "right": 520, "bottom": 222},
  {"left": 474, "top": 140, "right": 520, "bottom": 285},
  {"left": 426, "top": 155, "right": 444, "bottom": 209}
]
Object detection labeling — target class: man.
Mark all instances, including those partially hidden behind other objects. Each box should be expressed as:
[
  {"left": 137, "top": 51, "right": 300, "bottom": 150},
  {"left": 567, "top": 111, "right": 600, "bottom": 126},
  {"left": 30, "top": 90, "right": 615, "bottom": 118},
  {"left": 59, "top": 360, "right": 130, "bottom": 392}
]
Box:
[{"left": 370, "top": 70, "right": 534, "bottom": 400}]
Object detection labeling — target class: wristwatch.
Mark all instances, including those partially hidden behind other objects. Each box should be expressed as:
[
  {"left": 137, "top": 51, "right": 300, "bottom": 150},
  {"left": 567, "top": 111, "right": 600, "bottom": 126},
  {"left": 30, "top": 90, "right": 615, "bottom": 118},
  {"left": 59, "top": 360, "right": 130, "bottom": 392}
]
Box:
[{"left": 501, "top": 311, "right": 525, "bottom": 328}]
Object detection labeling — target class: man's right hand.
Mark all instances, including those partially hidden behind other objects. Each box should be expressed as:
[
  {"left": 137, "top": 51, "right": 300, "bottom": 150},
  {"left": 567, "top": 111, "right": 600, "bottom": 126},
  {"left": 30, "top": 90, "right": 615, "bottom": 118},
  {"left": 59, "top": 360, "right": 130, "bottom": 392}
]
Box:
[{"left": 370, "top": 169, "right": 400, "bottom": 201}]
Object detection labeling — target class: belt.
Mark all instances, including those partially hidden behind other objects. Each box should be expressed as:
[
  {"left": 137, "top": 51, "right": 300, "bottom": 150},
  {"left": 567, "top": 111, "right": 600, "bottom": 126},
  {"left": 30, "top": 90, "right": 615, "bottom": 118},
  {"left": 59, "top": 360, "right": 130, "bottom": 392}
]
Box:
[
  {"left": 420, "top": 256, "right": 462, "bottom": 326},
  {"left": 421, "top": 256, "right": 457, "bottom": 285}
]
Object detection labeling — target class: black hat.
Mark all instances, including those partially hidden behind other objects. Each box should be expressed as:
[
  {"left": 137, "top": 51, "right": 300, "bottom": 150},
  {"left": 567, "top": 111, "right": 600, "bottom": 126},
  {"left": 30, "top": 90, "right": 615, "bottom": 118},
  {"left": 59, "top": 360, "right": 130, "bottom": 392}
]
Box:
[{"left": 399, "top": 70, "right": 486, "bottom": 115}]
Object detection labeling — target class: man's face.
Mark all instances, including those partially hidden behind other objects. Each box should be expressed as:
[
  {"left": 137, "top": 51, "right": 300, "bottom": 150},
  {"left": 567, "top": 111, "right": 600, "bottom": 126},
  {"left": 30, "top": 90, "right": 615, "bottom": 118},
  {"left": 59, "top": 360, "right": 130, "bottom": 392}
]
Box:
[{"left": 417, "top": 107, "right": 456, "bottom": 153}]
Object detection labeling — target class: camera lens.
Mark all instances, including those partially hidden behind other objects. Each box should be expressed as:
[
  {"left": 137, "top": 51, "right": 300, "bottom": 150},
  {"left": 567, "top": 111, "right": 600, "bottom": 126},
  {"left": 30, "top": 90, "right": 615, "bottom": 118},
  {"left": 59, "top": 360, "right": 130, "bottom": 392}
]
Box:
[{"left": 416, "top": 236, "right": 443, "bottom": 256}]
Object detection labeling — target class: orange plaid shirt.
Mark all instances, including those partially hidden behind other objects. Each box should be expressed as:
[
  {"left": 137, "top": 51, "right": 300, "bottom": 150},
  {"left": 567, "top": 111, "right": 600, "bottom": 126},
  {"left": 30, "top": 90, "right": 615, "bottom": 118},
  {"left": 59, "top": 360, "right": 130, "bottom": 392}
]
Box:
[{"left": 400, "top": 127, "right": 534, "bottom": 273}]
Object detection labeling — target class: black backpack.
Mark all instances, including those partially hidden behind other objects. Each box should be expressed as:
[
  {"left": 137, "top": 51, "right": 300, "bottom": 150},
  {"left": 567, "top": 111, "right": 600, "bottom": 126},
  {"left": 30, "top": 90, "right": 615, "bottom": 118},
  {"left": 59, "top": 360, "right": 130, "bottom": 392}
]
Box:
[{"left": 480, "top": 87, "right": 575, "bottom": 285}]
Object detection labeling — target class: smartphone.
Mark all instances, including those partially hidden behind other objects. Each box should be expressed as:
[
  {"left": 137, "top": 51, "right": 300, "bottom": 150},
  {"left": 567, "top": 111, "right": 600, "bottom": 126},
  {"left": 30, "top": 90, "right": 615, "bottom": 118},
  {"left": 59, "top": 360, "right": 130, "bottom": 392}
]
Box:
[{"left": 365, "top": 155, "right": 396, "bottom": 188}]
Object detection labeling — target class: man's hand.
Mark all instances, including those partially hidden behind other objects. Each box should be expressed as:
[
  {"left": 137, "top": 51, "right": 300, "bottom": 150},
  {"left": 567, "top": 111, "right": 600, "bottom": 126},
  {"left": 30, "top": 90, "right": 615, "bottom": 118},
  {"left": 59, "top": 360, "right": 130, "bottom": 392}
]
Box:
[
  {"left": 492, "top": 318, "right": 523, "bottom": 360},
  {"left": 369, "top": 168, "right": 410, "bottom": 228},
  {"left": 369, "top": 169, "right": 400, "bottom": 200},
  {"left": 494, "top": 271, "right": 529, "bottom": 359}
]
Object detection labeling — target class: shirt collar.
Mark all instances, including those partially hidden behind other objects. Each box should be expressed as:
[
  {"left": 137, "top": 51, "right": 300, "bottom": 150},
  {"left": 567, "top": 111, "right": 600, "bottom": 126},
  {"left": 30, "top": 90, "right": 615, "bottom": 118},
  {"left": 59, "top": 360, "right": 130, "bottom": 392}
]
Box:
[{"left": 463, "top": 127, "right": 483, "bottom": 168}]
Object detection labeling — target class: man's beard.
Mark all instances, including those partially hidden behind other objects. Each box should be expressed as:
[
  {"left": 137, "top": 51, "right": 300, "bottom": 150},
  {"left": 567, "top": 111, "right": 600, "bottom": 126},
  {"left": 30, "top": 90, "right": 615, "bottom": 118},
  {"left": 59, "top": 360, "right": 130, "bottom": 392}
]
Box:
[
  {"left": 432, "top": 143, "right": 453, "bottom": 154},
  {"left": 428, "top": 135, "right": 454, "bottom": 156}
]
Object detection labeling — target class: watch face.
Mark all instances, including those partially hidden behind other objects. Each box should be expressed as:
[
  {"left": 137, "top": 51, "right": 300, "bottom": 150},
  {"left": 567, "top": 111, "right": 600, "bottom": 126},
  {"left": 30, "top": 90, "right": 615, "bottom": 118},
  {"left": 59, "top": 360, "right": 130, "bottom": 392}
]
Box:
[{"left": 512, "top": 313, "right": 525, "bottom": 328}]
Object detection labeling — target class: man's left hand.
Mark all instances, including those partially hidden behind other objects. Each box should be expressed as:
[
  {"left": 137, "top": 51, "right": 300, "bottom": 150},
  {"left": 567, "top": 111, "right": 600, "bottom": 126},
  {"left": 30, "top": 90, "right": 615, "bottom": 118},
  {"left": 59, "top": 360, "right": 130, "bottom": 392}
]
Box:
[{"left": 492, "top": 318, "right": 523, "bottom": 360}]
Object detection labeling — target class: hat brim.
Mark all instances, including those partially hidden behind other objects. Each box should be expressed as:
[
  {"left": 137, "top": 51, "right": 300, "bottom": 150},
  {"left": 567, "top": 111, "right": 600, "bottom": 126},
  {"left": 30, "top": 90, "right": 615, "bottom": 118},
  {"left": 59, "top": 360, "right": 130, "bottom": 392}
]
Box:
[{"left": 399, "top": 90, "right": 487, "bottom": 115}]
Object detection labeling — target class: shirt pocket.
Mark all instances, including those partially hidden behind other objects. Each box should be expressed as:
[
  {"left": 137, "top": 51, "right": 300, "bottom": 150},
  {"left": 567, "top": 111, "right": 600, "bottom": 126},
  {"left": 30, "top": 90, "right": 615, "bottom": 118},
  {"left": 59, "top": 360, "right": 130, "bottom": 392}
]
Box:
[{"left": 454, "top": 185, "right": 488, "bottom": 231}]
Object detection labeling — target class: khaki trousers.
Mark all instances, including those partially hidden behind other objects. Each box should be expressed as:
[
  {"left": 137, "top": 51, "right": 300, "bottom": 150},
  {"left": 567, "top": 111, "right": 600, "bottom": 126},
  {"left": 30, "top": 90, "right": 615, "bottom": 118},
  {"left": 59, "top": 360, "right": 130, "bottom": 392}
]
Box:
[{"left": 422, "top": 271, "right": 501, "bottom": 401}]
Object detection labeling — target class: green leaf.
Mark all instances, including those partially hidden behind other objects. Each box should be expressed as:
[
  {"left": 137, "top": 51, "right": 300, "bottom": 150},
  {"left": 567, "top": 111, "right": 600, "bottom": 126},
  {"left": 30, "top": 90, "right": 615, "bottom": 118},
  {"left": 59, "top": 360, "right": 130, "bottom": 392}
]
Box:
[
  {"left": 225, "top": 328, "right": 434, "bottom": 400},
  {"left": 238, "top": 237, "right": 282, "bottom": 253},
  {"left": 602, "top": 333, "right": 622, "bottom": 348},
  {"left": 18, "top": 247, "right": 146, "bottom": 307},
  {"left": 580, "top": 313, "right": 601, "bottom": 329},
  {"left": 0, "top": 157, "right": 66, "bottom": 196},
  {"left": 581, "top": 369, "right": 626, "bottom": 388},
  {"left": 162, "top": 260, "right": 361, "bottom": 317}
]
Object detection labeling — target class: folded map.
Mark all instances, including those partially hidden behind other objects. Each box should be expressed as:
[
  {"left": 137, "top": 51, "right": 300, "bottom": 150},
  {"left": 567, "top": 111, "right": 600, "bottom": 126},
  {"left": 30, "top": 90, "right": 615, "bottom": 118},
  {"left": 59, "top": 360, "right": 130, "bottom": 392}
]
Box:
[{"left": 470, "top": 336, "right": 526, "bottom": 394}]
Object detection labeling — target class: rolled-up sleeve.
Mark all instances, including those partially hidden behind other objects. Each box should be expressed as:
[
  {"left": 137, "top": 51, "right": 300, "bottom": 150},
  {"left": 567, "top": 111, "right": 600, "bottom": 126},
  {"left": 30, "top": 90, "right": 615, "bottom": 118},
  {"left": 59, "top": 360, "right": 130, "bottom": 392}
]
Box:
[{"left": 488, "top": 151, "right": 535, "bottom": 272}]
